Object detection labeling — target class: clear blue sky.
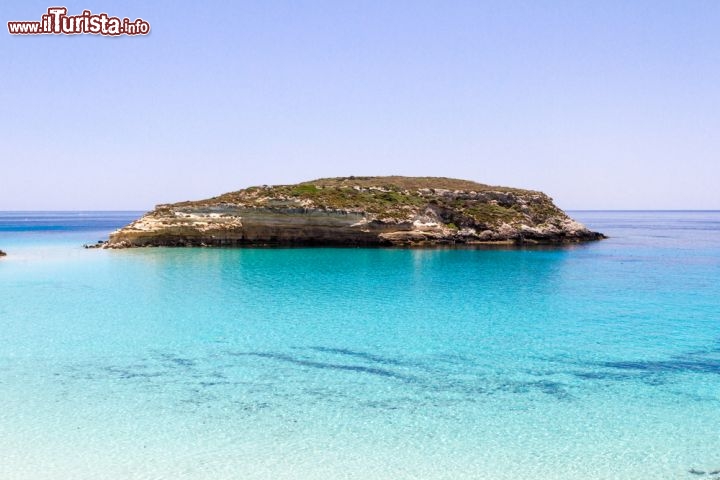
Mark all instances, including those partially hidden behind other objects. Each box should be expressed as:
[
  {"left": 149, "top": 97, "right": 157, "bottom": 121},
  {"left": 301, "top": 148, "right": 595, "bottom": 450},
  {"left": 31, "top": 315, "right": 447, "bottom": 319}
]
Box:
[{"left": 2, "top": 0, "right": 718, "bottom": 210}]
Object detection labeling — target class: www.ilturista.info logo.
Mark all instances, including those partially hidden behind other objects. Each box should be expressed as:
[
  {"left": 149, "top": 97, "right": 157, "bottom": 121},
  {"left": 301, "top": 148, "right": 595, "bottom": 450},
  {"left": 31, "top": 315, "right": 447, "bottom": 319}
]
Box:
[{"left": 8, "top": 7, "right": 150, "bottom": 36}]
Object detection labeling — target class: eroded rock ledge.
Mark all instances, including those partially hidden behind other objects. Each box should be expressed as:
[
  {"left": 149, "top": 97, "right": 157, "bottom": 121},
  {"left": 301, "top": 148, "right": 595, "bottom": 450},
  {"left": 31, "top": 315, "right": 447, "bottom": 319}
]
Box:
[{"left": 106, "top": 176, "right": 605, "bottom": 248}]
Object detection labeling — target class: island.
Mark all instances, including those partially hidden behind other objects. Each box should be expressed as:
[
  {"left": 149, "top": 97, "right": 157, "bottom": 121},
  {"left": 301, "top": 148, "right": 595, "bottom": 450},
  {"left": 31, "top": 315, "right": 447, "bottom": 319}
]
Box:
[
  {"left": 0, "top": 250, "right": 6, "bottom": 257},
  {"left": 105, "top": 176, "right": 605, "bottom": 248}
]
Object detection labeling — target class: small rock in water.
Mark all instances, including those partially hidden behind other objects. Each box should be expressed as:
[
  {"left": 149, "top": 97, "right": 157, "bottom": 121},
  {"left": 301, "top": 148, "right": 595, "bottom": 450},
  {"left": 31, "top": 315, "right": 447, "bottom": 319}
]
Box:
[
  {"left": 83, "top": 240, "right": 108, "bottom": 249},
  {"left": 689, "top": 468, "right": 706, "bottom": 475},
  {"left": 0, "top": 249, "right": 6, "bottom": 257}
]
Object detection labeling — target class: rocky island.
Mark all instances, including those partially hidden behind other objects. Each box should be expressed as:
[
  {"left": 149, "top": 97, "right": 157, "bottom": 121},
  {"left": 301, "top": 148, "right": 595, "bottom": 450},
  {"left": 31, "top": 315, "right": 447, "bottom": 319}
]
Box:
[
  {"left": 0, "top": 250, "right": 6, "bottom": 257},
  {"left": 106, "top": 176, "right": 604, "bottom": 248}
]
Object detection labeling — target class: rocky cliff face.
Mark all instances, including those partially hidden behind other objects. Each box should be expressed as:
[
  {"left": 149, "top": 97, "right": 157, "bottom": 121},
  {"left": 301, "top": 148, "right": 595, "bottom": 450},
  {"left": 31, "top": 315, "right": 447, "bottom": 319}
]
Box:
[{"left": 106, "top": 176, "right": 604, "bottom": 248}]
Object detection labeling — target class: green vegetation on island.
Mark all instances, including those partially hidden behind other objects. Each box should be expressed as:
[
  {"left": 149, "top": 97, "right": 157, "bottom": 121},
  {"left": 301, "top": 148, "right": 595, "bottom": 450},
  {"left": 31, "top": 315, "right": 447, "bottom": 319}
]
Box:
[{"left": 107, "top": 176, "right": 605, "bottom": 248}]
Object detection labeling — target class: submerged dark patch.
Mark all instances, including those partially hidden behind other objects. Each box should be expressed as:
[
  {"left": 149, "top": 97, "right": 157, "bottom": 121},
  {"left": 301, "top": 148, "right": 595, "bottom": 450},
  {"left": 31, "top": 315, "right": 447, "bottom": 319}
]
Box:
[
  {"left": 232, "top": 351, "right": 417, "bottom": 383},
  {"left": 308, "top": 346, "right": 407, "bottom": 366},
  {"left": 600, "top": 358, "right": 720, "bottom": 375}
]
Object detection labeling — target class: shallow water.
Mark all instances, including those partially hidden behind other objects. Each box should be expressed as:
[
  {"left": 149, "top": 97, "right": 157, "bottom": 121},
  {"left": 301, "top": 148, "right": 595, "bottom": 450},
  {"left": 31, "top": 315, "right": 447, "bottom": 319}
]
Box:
[{"left": 1, "top": 211, "right": 718, "bottom": 479}]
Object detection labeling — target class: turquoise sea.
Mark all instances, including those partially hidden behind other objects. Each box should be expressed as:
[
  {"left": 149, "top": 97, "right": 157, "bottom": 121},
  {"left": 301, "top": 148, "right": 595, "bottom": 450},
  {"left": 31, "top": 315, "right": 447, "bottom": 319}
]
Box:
[{"left": 0, "top": 211, "right": 718, "bottom": 480}]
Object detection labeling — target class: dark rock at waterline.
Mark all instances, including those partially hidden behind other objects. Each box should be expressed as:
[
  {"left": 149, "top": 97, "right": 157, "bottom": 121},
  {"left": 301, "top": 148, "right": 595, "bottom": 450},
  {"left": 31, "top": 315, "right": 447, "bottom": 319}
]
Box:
[{"left": 0, "top": 249, "right": 6, "bottom": 257}]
